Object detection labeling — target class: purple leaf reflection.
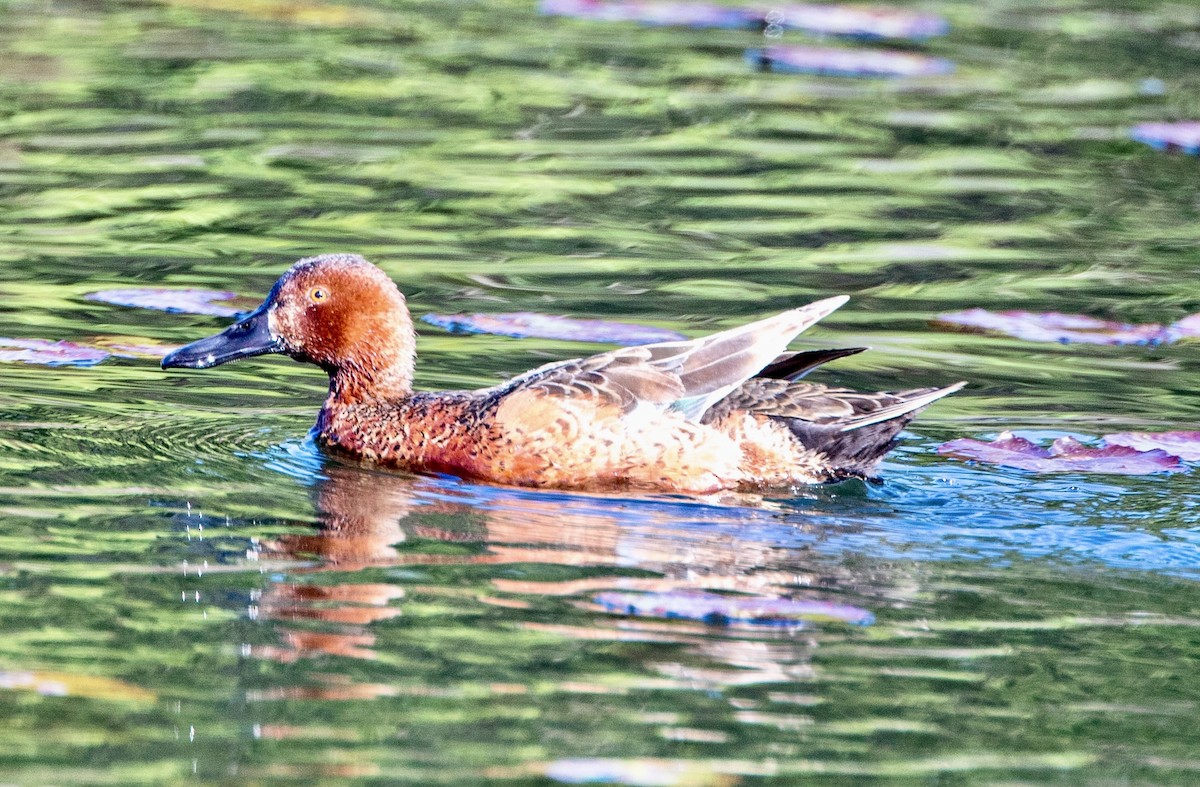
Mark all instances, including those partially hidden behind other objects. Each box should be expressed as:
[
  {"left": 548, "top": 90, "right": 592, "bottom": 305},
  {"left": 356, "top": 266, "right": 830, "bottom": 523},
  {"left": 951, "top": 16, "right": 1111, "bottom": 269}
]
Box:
[
  {"left": 934, "top": 308, "right": 1174, "bottom": 346},
  {"left": 594, "top": 590, "right": 875, "bottom": 626},
  {"left": 86, "top": 288, "right": 247, "bottom": 318},
  {"left": 766, "top": 3, "right": 948, "bottom": 38},
  {"left": 422, "top": 312, "right": 686, "bottom": 345},
  {"left": 539, "top": 0, "right": 949, "bottom": 39},
  {"left": 1103, "top": 431, "right": 1200, "bottom": 462},
  {"left": 1170, "top": 312, "right": 1200, "bottom": 338},
  {"left": 939, "top": 432, "right": 1182, "bottom": 475},
  {"left": 541, "top": 0, "right": 751, "bottom": 27},
  {"left": 747, "top": 45, "right": 954, "bottom": 77},
  {"left": 1131, "top": 121, "right": 1200, "bottom": 154},
  {"left": 0, "top": 338, "right": 110, "bottom": 367}
]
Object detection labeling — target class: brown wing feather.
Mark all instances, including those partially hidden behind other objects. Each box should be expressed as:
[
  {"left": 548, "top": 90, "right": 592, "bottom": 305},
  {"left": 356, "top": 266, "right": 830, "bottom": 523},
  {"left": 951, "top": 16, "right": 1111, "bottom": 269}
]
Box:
[
  {"left": 490, "top": 297, "right": 849, "bottom": 418},
  {"left": 708, "top": 379, "right": 965, "bottom": 429},
  {"left": 495, "top": 348, "right": 686, "bottom": 413},
  {"left": 706, "top": 380, "right": 910, "bottom": 423},
  {"left": 707, "top": 379, "right": 965, "bottom": 480}
]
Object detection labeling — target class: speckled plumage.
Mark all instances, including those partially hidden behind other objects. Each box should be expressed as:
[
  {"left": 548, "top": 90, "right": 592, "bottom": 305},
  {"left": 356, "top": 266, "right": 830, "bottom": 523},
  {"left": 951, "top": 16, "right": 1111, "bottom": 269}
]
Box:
[{"left": 163, "top": 254, "right": 965, "bottom": 493}]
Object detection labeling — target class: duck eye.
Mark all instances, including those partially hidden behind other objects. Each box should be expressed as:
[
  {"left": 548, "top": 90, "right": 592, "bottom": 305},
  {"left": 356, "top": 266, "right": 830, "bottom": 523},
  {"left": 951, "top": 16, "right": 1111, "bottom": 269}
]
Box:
[{"left": 307, "top": 286, "right": 329, "bottom": 304}]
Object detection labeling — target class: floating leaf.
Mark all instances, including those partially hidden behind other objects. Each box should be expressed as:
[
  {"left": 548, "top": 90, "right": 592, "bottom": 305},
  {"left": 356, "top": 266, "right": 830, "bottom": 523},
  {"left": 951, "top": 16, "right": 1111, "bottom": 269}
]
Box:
[
  {"left": 933, "top": 308, "right": 1173, "bottom": 345},
  {"left": 1171, "top": 312, "right": 1200, "bottom": 337},
  {"left": 540, "top": 0, "right": 751, "bottom": 28},
  {"left": 1131, "top": 121, "right": 1200, "bottom": 154},
  {"left": 765, "top": 3, "right": 948, "bottom": 39},
  {"left": 539, "top": 1, "right": 948, "bottom": 39},
  {"left": 747, "top": 45, "right": 954, "bottom": 78},
  {"left": 938, "top": 432, "right": 1182, "bottom": 475},
  {"left": 85, "top": 288, "right": 249, "bottom": 317},
  {"left": 593, "top": 590, "right": 875, "bottom": 626},
  {"left": 422, "top": 312, "right": 686, "bottom": 345},
  {"left": 1103, "top": 431, "right": 1200, "bottom": 462},
  {"left": 0, "top": 338, "right": 110, "bottom": 367}
]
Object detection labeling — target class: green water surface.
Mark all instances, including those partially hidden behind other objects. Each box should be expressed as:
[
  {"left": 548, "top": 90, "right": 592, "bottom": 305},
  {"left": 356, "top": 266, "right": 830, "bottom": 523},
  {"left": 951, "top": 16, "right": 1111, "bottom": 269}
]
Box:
[{"left": 2, "top": 0, "right": 1200, "bottom": 783}]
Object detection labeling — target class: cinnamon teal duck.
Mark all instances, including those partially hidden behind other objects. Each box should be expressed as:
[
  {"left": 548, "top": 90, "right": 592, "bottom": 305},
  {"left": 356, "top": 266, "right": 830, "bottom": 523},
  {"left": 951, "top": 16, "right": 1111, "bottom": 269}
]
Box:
[{"left": 162, "top": 254, "right": 964, "bottom": 492}]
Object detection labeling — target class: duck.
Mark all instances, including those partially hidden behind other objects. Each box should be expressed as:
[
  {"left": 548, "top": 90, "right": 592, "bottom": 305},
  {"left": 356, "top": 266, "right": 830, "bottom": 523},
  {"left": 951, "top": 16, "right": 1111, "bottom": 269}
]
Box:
[{"left": 162, "top": 254, "right": 964, "bottom": 493}]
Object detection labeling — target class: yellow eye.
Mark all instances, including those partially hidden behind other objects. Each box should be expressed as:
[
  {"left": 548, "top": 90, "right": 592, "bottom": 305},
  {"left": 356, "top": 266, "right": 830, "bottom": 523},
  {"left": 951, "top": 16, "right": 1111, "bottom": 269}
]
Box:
[{"left": 307, "top": 286, "right": 329, "bottom": 304}]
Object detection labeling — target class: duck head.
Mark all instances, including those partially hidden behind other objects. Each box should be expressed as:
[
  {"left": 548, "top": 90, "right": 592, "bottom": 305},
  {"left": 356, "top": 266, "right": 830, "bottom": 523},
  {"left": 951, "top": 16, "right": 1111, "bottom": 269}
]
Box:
[{"left": 162, "top": 254, "right": 416, "bottom": 400}]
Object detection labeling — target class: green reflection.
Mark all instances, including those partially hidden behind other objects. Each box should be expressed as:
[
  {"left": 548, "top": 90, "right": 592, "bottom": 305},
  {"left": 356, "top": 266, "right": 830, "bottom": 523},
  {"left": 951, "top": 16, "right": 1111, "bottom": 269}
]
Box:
[{"left": 1, "top": 0, "right": 1200, "bottom": 782}]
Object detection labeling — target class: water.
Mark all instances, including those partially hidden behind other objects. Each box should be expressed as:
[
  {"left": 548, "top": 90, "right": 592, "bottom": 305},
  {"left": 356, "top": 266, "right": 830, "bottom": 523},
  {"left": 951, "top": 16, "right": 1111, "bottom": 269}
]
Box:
[{"left": 2, "top": 0, "right": 1200, "bottom": 782}]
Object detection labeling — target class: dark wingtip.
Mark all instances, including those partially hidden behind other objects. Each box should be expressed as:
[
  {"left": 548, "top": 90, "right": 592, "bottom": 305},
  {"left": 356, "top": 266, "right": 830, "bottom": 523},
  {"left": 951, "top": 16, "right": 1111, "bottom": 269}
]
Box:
[{"left": 758, "top": 347, "right": 868, "bottom": 381}]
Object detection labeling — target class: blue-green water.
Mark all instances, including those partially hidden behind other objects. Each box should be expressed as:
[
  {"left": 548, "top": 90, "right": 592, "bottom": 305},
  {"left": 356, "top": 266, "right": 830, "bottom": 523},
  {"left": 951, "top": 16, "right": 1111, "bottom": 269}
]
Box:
[{"left": 2, "top": 0, "right": 1200, "bottom": 782}]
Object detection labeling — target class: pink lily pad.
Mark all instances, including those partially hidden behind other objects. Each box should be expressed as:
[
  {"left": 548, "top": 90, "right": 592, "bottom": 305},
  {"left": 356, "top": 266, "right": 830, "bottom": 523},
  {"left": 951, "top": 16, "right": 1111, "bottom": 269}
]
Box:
[
  {"left": 540, "top": 0, "right": 751, "bottom": 28},
  {"left": 934, "top": 308, "right": 1174, "bottom": 345},
  {"left": 768, "top": 3, "right": 948, "bottom": 39},
  {"left": 1131, "top": 121, "right": 1200, "bottom": 154},
  {"left": 422, "top": 312, "right": 686, "bottom": 345},
  {"left": 539, "top": 1, "right": 948, "bottom": 39},
  {"left": 85, "top": 288, "right": 249, "bottom": 317},
  {"left": 1171, "top": 312, "right": 1200, "bottom": 337},
  {"left": 0, "top": 338, "right": 110, "bottom": 367},
  {"left": 938, "top": 432, "right": 1182, "bottom": 475},
  {"left": 593, "top": 590, "right": 875, "bottom": 626},
  {"left": 1103, "top": 431, "right": 1200, "bottom": 462},
  {"left": 747, "top": 45, "right": 954, "bottom": 78}
]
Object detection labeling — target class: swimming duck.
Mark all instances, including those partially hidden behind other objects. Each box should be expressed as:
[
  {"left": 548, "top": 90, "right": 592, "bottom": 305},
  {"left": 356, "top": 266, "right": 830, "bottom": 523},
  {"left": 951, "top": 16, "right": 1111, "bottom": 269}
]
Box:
[{"left": 162, "top": 254, "right": 964, "bottom": 492}]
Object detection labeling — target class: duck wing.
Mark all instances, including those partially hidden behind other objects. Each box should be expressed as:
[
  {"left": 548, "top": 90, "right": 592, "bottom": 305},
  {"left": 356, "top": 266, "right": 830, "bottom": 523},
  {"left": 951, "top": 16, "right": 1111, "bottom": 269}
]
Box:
[
  {"left": 493, "top": 296, "right": 849, "bottom": 421},
  {"left": 708, "top": 380, "right": 965, "bottom": 430},
  {"left": 706, "top": 379, "right": 966, "bottom": 479}
]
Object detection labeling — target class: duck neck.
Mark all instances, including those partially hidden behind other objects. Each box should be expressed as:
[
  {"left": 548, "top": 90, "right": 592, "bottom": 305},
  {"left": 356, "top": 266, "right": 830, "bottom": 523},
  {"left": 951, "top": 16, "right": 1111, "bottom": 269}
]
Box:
[{"left": 324, "top": 321, "right": 417, "bottom": 407}]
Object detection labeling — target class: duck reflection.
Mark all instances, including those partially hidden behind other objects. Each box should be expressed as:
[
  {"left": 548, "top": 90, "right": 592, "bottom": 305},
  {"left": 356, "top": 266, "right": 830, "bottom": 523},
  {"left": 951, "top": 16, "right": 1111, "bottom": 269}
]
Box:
[
  {"left": 266, "top": 460, "right": 856, "bottom": 580},
  {"left": 250, "top": 459, "right": 905, "bottom": 691}
]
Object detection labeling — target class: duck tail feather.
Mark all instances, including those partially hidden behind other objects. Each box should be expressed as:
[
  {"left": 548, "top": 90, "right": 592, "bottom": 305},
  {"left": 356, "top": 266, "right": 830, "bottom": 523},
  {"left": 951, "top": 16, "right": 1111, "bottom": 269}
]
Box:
[{"left": 839, "top": 381, "right": 967, "bottom": 432}]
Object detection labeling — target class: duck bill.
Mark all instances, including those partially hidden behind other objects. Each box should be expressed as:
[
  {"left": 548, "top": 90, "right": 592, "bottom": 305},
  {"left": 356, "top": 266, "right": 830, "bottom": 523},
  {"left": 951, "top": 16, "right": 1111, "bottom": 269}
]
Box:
[{"left": 161, "top": 307, "right": 283, "bottom": 370}]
